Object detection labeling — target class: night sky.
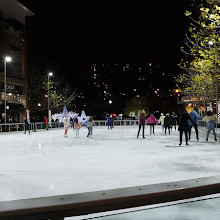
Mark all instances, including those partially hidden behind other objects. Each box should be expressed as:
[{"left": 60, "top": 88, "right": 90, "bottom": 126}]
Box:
[{"left": 20, "top": 0, "right": 193, "bottom": 83}]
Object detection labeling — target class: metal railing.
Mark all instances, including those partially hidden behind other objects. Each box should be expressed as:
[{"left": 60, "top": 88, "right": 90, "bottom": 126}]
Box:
[
  {"left": 0, "top": 122, "right": 62, "bottom": 133},
  {"left": 1, "top": 176, "right": 220, "bottom": 219},
  {"left": 0, "top": 120, "right": 139, "bottom": 133},
  {"left": 94, "top": 120, "right": 139, "bottom": 126}
]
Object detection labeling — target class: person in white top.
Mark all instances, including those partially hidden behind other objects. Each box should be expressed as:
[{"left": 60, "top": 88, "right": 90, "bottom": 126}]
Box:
[
  {"left": 158, "top": 113, "right": 165, "bottom": 132},
  {"left": 202, "top": 111, "right": 217, "bottom": 141}
]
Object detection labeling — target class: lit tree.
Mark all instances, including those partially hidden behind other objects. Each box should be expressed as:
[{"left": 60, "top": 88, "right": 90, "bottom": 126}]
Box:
[
  {"left": 123, "top": 96, "right": 150, "bottom": 116},
  {"left": 176, "top": 0, "right": 220, "bottom": 106},
  {"left": 48, "top": 81, "right": 77, "bottom": 112},
  {"left": 27, "top": 64, "right": 77, "bottom": 116}
]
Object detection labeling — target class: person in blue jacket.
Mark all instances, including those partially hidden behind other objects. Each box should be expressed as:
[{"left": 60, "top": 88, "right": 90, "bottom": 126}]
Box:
[
  {"left": 106, "top": 115, "right": 112, "bottom": 130},
  {"left": 188, "top": 107, "right": 201, "bottom": 140}
]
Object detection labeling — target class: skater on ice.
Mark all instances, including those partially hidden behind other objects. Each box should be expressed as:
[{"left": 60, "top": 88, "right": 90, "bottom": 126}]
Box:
[
  {"left": 188, "top": 107, "right": 201, "bottom": 141},
  {"left": 146, "top": 113, "right": 158, "bottom": 135},
  {"left": 178, "top": 109, "right": 196, "bottom": 146},
  {"left": 45, "top": 116, "right": 49, "bottom": 130},
  {"left": 164, "top": 113, "right": 172, "bottom": 135},
  {"left": 74, "top": 120, "right": 81, "bottom": 138},
  {"left": 24, "top": 116, "right": 30, "bottom": 134},
  {"left": 107, "top": 115, "right": 112, "bottom": 130},
  {"left": 137, "top": 109, "right": 146, "bottom": 138},
  {"left": 86, "top": 116, "right": 96, "bottom": 138},
  {"left": 64, "top": 116, "right": 70, "bottom": 137},
  {"left": 158, "top": 113, "right": 165, "bottom": 132},
  {"left": 202, "top": 110, "right": 218, "bottom": 142},
  {"left": 171, "top": 112, "right": 178, "bottom": 132}
]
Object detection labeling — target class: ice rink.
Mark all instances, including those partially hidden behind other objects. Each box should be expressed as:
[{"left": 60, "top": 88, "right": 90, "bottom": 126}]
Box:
[{"left": 0, "top": 125, "right": 219, "bottom": 219}]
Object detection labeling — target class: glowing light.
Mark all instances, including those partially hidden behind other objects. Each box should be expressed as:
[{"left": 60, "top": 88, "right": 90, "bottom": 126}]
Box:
[
  {"left": 5, "top": 56, "right": 12, "bottom": 62},
  {"left": 48, "top": 72, "right": 53, "bottom": 77},
  {"left": 208, "top": 40, "right": 214, "bottom": 45}
]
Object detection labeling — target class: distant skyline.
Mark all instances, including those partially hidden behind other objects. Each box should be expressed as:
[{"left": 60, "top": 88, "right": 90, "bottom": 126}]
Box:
[{"left": 21, "top": 0, "right": 193, "bottom": 82}]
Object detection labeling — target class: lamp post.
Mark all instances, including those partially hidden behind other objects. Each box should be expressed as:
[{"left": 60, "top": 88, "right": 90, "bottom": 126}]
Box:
[
  {"left": 48, "top": 72, "right": 53, "bottom": 125},
  {"left": 4, "top": 56, "right": 12, "bottom": 124},
  {"left": 208, "top": 40, "right": 219, "bottom": 134},
  {"left": 174, "top": 89, "right": 180, "bottom": 115}
]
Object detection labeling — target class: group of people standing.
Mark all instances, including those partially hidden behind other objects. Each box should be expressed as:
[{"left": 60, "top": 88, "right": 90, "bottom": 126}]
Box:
[
  {"left": 64, "top": 116, "right": 95, "bottom": 138},
  {"left": 137, "top": 107, "right": 218, "bottom": 146},
  {"left": 137, "top": 110, "right": 158, "bottom": 138},
  {"left": 158, "top": 112, "right": 178, "bottom": 135}
]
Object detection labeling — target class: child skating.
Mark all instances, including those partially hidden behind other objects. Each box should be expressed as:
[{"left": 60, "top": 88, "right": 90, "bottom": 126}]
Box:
[
  {"left": 64, "top": 117, "right": 70, "bottom": 137},
  {"left": 74, "top": 121, "right": 81, "bottom": 137}
]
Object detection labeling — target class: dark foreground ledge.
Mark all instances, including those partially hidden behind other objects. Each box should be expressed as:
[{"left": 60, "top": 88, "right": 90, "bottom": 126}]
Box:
[{"left": 1, "top": 176, "right": 220, "bottom": 220}]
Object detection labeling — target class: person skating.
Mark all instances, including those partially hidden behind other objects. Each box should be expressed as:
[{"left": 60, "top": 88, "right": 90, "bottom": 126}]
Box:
[
  {"left": 24, "top": 116, "right": 30, "bottom": 134},
  {"left": 64, "top": 117, "right": 70, "bottom": 137},
  {"left": 86, "top": 116, "right": 95, "bottom": 137},
  {"left": 74, "top": 121, "right": 81, "bottom": 137},
  {"left": 106, "top": 115, "right": 112, "bottom": 130},
  {"left": 188, "top": 107, "right": 201, "bottom": 141},
  {"left": 178, "top": 109, "right": 196, "bottom": 146},
  {"left": 202, "top": 111, "right": 218, "bottom": 142},
  {"left": 171, "top": 112, "right": 178, "bottom": 132},
  {"left": 164, "top": 113, "right": 172, "bottom": 135},
  {"left": 70, "top": 117, "right": 74, "bottom": 128},
  {"left": 45, "top": 116, "right": 49, "bottom": 130},
  {"left": 146, "top": 113, "right": 158, "bottom": 135},
  {"left": 137, "top": 109, "right": 146, "bottom": 138},
  {"left": 158, "top": 113, "right": 165, "bottom": 132}
]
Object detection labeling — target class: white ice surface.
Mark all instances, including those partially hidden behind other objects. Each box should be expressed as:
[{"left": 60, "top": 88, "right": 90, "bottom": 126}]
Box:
[{"left": 0, "top": 125, "right": 219, "bottom": 218}]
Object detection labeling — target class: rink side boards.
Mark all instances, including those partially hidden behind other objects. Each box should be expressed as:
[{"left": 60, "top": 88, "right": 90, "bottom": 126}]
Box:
[{"left": 1, "top": 176, "right": 220, "bottom": 219}]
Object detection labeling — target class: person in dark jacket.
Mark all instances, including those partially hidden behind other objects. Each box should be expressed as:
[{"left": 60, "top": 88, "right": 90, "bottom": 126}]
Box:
[
  {"left": 24, "top": 116, "right": 30, "bottom": 134},
  {"left": 178, "top": 109, "right": 196, "bottom": 146},
  {"left": 137, "top": 109, "right": 146, "bottom": 138},
  {"left": 164, "top": 113, "right": 172, "bottom": 135},
  {"left": 171, "top": 112, "right": 178, "bottom": 132}
]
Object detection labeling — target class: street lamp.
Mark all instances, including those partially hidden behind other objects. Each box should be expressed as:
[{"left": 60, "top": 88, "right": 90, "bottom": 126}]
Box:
[
  {"left": 4, "top": 56, "right": 12, "bottom": 124},
  {"left": 174, "top": 89, "right": 180, "bottom": 114},
  {"left": 48, "top": 72, "right": 53, "bottom": 125},
  {"left": 208, "top": 40, "right": 219, "bottom": 134},
  {"left": 208, "top": 40, "right": 214, "bottom": 46}
]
